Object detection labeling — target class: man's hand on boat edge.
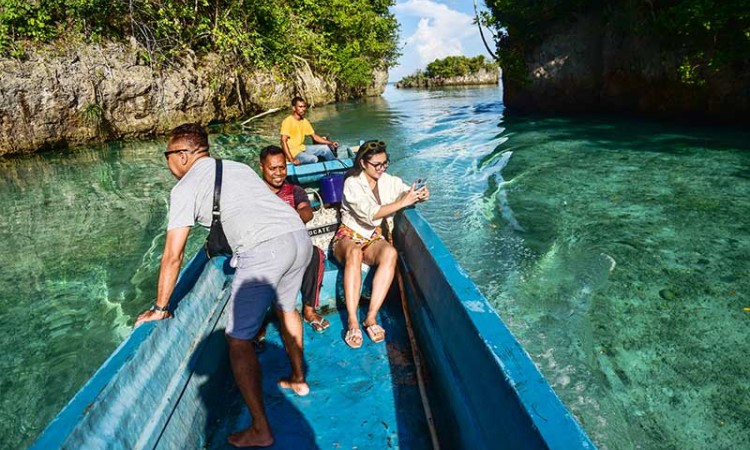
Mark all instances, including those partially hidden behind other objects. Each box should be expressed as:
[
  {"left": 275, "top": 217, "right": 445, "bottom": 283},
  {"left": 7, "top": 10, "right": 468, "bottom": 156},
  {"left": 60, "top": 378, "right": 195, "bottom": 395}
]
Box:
[{"left": 134, "top": 308, "right": 173, "bottom": 327}]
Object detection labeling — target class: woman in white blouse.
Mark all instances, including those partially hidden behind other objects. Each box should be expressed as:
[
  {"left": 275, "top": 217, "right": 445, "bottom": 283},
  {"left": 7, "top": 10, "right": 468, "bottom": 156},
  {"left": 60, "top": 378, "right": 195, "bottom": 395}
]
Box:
[{"left": 332, "top": 140, "right": 429, "bottom": 348}]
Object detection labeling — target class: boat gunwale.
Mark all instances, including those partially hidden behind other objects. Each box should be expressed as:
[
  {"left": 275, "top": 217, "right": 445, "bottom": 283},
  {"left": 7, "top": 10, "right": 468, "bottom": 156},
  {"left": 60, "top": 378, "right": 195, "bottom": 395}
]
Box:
[
  {"left": 30, "top": 251, "right": 230, "bottom": 449},
  {"left": 395, "top": 208, "right": 596, "bottom": 449}
]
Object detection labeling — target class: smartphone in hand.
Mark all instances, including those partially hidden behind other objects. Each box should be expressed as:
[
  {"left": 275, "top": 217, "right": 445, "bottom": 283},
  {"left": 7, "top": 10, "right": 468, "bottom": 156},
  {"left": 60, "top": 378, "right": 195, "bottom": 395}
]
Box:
[{"left": 414, "top": 178, "right": 427, "bottom": 190}]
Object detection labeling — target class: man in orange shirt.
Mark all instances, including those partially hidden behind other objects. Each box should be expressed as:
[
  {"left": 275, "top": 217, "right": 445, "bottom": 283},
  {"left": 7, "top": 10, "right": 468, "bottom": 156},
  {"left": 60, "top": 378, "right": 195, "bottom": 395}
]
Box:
[{"left": 280, "top": 96, "right": 338, "bottom": 165}]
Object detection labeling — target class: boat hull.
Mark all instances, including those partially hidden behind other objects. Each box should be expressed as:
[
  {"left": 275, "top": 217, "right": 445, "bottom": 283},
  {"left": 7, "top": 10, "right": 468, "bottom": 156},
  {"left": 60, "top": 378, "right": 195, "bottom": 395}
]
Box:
[
  {"left": 285, "top": 158, "right": 352, "bottom": 186},
  {"left": 394, "top": 209, "right": 595, "bottom": 449},
  {"left": 32, "top": 209, "right": 596, "bottom": 449},
  {"left": 31, "top": 251, "right": 233, "bottom": 449}
]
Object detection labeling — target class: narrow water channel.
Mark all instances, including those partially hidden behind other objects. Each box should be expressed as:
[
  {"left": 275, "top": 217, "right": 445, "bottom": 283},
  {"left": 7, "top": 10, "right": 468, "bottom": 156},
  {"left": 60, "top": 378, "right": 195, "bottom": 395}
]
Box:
[{"left": 1, "top": 85, "right": 748, "bottom": 449}]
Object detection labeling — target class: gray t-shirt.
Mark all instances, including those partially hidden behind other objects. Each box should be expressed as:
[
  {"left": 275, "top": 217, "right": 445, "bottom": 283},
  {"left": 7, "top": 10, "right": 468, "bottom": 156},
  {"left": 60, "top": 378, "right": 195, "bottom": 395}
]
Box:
[{"left": 167, "top": 157, "right": 305, "bottom": 253}]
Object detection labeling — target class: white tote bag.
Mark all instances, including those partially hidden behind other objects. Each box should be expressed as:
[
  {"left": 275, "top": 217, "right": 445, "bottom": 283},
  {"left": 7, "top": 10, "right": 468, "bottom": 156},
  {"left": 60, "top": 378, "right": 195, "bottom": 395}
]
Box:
[{"left": 305, "top": 188, "right": 340, "bottom": 250}]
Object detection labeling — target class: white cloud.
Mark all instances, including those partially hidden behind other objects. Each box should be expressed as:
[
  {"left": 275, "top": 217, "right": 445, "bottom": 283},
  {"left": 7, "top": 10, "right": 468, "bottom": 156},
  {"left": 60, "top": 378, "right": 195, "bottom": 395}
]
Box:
[
  {"left": 391, "top": 0, "right": 491, "bottom": 81},
  {"left": 408, "top": 17, "right": 468, "bottom": 66}
]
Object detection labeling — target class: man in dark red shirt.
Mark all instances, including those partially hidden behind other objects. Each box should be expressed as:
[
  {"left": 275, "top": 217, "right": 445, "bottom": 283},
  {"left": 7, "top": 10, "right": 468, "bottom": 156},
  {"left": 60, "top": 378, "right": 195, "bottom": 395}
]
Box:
[{"left": 258, "top": 145, "right": 329, "bottom": 334}]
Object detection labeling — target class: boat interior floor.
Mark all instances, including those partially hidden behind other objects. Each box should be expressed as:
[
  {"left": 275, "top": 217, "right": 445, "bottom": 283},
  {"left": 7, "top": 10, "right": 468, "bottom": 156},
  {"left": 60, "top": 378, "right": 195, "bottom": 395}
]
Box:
[{"left": 204, "top": 296, "right": 432, "bottom": 449}]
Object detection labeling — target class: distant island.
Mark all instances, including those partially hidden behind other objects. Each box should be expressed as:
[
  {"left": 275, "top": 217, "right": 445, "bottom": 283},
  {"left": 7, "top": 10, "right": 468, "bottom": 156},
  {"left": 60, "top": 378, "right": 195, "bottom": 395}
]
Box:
[{"left": 396, "top": 55, "right": 499, "bottom": 88}]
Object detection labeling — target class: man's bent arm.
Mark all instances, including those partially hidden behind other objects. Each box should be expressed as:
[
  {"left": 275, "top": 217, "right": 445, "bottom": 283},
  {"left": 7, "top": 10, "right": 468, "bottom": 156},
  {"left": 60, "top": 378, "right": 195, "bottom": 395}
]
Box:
[
  {"left": 296, "top": 202, "right": 314, "bottom": 223},
  {"left": 311, "top": 133, "right": 338, "bottom": 147},
  {"left": 280, "top": 135, "right": 299, "bottom": 164},
  {"left": 135, "top": 226, "right": 190, "bottom": 326}
]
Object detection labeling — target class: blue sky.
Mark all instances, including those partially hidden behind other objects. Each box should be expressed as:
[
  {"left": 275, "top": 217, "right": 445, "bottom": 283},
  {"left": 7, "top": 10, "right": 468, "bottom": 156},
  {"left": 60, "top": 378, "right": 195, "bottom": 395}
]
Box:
[{"left": 389, "top": 0, "right": 497, "bottom": 82}]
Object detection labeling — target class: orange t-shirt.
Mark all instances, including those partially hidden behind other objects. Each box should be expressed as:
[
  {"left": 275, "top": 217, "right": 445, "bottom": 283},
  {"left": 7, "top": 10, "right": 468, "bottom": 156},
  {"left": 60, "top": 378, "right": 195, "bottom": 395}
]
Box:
[{"left": 280, "top": 115, "right": 315, "bottom": 157}]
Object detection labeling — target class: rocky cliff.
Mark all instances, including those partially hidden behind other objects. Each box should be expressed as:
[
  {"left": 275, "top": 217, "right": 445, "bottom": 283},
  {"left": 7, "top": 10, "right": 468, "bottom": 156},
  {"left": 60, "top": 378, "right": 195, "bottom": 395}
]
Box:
[
  {"left": 503, "top": 14, "right": 749, "bottom": 124},
  {"left": 0, "top": 40, "right": 388, "bottom": 155},
  {"left": 395, "top": 68, "right": 499, "bottom": 88}
]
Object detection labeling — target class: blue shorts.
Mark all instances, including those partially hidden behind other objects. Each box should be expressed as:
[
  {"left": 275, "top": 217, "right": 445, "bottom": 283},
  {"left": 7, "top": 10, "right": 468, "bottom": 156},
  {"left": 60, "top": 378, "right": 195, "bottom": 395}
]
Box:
[{"left": 225, "top": 230, "right": 312, "bottom": 340}]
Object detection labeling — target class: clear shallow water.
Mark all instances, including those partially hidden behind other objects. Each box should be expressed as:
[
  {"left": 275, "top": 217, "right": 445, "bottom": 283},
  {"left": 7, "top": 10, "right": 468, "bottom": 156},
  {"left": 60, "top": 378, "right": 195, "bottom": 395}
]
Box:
[{"left": 2, "top": 85, "right": 749, "bottom": 449}]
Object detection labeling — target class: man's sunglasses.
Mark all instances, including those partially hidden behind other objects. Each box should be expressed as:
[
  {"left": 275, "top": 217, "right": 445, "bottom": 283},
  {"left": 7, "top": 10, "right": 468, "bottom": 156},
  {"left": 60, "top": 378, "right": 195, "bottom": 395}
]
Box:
[
  {"left": 163, "top": 148, "right": 188, "bottom": 159},
  {"left": 365, "top": 159, "right": 390, "bottom": 170},
  {"left": 163, "top": 148, "right": 207, "bottom": 159}
]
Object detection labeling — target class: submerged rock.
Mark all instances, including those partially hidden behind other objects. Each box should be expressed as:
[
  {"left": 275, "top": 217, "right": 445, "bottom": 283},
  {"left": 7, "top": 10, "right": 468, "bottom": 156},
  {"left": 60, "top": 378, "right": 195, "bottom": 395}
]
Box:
[{"left": 659, "top": 288, "right": 678, "bottom": 301}]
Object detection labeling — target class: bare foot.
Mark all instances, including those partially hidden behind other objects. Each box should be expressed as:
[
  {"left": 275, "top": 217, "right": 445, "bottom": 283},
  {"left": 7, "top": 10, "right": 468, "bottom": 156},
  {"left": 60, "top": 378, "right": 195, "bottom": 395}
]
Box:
[
  {"left": 278, "top": 378, "right": 310, "bottom": 396},
  {"left": 228, "top": 426, "right": 274, "bottom": 448}
]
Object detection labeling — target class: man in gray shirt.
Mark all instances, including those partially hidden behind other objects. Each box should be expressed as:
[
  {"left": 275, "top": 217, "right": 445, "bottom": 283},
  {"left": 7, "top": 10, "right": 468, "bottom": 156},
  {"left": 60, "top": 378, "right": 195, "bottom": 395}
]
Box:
[{"left": 136, "top": 123, "right": 312, "bottom": 448}]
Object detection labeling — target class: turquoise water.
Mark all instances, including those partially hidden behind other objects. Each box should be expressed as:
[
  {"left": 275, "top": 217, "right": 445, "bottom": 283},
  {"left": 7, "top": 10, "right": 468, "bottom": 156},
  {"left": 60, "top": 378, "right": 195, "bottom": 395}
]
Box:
[{"left": 1, "top": 85, "right": 749, "bottom": 449}]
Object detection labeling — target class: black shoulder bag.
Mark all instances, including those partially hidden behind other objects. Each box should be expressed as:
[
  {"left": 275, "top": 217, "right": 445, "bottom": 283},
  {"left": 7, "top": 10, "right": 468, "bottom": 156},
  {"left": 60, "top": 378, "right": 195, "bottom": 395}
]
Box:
[{"left": 205, "top": 159, "right": 233, "bottom": 258}]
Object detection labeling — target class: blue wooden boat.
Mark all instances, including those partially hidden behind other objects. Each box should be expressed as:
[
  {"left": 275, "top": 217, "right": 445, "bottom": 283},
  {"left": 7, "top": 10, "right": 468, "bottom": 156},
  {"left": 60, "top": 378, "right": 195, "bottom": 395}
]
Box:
[
  {"left": 285, "top": 158, "right": 353, "bottom": 186},
  {"left": 31, "top": 161, "right": 596, "bottom": 449},
  {"left": 284, "top": 144, "right": 356, "bottom": 186}
]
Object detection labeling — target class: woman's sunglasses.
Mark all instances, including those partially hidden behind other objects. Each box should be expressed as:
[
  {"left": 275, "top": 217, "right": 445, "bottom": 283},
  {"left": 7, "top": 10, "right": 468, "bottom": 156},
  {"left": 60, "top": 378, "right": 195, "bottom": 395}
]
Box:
[
  {"left": 365, "top": 159, "right": 390, "bottom": 170},
  {"left": 360, "top": 140, "right": 386, "bottom": 154}
]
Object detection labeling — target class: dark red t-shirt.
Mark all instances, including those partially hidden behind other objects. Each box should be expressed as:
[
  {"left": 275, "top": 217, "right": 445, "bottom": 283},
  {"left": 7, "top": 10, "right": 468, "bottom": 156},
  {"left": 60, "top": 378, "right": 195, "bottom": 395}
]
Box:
[{"left": 276, "top": 182, "right": 308, "bottom": 208}]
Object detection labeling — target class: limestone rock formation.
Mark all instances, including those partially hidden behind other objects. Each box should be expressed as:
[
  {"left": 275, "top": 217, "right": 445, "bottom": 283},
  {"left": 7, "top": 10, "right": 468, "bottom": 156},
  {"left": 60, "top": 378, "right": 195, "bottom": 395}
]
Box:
[
  {"left": 503, "top": 14, "right": 749, "bottom": 123},
  {"left": 0, "top": 41, "right": 388, "bottom": 155}
]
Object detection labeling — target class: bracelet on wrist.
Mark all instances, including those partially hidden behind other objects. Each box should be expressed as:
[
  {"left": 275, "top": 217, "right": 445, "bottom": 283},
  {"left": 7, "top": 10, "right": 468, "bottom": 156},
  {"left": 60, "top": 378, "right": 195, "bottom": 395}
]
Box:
[{"left": 151, "top": 304, "right": 169, "bottom": 312}]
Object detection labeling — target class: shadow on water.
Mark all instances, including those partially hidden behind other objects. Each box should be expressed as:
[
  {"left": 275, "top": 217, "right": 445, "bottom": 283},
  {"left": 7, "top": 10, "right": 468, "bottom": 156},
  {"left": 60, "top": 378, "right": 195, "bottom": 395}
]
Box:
[{"left": 500, "top": 113, "right": 750, "bottom": 155}]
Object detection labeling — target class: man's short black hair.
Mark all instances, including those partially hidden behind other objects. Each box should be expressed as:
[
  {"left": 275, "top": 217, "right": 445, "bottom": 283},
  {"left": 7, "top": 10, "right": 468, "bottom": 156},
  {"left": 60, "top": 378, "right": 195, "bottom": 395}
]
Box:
[
  {"left": 169, "top": 123, "right": 209, "bottom": 151},
  {"left": 260, "top": 145, "right": 285, "bottom": 162},
  {"left": 291, "top": 96, "right": 305, "bottom": 107}
]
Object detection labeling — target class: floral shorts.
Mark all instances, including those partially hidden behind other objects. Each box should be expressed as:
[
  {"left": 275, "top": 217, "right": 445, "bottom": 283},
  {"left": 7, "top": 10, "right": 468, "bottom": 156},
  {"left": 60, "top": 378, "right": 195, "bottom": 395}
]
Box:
[{"left": 332, "top": 224, "right": 384, "bottom": 251}]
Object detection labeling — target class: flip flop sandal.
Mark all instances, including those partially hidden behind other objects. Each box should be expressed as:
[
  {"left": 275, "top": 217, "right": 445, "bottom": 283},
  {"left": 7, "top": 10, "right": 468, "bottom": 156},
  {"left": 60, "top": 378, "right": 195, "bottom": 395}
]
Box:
[
  {"left": 363, "top": 323, "right": 386, "bottom": 343},
  {"left": 344, "top": 328, "right": 363, "bottom": 349},
  {"left": 304, "top": 316, "right": 331, "bottom": 333}
]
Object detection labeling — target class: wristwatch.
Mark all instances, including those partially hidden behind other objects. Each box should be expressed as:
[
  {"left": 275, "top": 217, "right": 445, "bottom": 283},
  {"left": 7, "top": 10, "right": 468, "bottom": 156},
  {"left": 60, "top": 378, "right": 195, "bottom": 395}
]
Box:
[{"left": 151, "top": 304, "right": 169, "bottom": 312}]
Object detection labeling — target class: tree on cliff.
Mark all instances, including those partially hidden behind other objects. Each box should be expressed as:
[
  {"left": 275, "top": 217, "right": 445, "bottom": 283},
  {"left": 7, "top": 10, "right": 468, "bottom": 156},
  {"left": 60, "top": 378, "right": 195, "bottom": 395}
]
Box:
[
  {"left": 0, "top": 0, "right": 400, "bottom": 92},
  {"left": 483, "top": 0, "right": 749, "bottom": 87}
]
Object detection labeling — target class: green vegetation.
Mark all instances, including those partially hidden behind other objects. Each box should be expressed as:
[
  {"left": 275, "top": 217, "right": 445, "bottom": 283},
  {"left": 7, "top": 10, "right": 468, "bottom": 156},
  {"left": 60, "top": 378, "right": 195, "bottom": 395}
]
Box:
[
  {"left": 80, "top": 102, "right": 104, "bottom": 132},
  {"left": 398, "top": 55, "right": 497, "bottom": 86},
  {"left": 425, "top": 55, "right": 497, "bottom": 78},
  {"left": 0, "top": 0, "right": 400, "bottom": 91},
  {"left": 483, "top": 0, "right": 750, "bottom": 85}
]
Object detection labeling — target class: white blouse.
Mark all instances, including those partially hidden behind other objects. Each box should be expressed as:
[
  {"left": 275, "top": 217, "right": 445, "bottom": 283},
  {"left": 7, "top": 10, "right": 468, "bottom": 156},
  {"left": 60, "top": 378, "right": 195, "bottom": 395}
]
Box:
[{"left": 340, "top": 171, "right": 411, "bottom": 238}]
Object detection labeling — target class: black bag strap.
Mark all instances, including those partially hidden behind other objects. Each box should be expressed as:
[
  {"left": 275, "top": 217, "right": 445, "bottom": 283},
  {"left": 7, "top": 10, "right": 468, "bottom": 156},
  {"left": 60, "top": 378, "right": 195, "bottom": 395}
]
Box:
[
  {"left": 212, "top": 159, "right": 222, "bottom": 222},
  {"left": 205, "top": 159, "right": 232, "bottom": 258}
]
